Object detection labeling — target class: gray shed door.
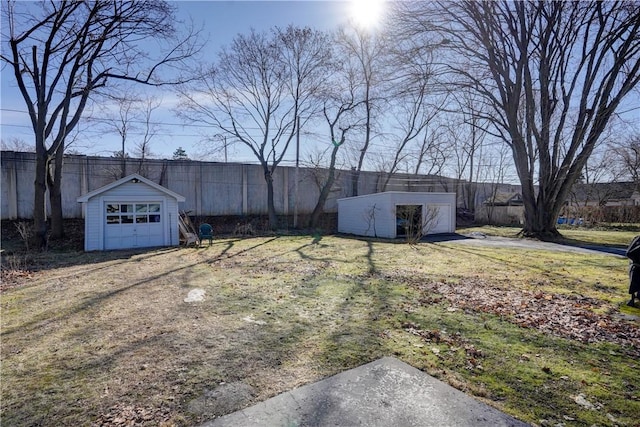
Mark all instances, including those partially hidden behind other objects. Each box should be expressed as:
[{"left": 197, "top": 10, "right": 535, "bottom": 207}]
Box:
[{"left": 104, "top": 202, "right": 164, "bottom": 250}]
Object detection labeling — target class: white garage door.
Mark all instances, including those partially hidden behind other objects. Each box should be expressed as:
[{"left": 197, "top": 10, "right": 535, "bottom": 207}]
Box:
[
  {"left": 427, "top": 204, "right": 451, "bottom": 234},
  {"left": 104, "top": 202, "right": 164, "bottom": 250}
]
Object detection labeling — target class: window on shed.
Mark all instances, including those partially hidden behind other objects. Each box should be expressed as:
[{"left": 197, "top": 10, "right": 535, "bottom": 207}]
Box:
[{"left": 105, "top": 203, "right": 161, "bottom": 225}]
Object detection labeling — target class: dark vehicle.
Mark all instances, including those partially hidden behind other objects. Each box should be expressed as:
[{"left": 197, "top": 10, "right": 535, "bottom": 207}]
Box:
[{"left": 626, "top": 235, "right": 640, "bottom": 307}]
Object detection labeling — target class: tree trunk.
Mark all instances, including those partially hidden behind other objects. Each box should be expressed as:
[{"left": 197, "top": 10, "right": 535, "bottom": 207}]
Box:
[
  {"left": 33, "top": 145, "right": 48, "bottom": 249},
  {"left": 351, "top": 168, "right": 360, "bottom": 196},
  {"left": 520, "top": 188, "right": 562, "bottom": 240},
  {"left": 264, "top": 169, "right": 278, "bottom": 230},
  {"left": 121, "top": 134, "right": 127, "bottom": 178},
  {"left": 309, "top": 144, "right": 340, "bottom": 228},
  {"left": 48, "top": 146, "right": 65, "bottom": 239}
]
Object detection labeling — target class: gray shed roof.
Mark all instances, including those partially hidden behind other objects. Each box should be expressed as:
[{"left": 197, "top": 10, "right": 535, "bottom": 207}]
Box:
[
  {"left": 77, "top": 173, "right": 185, "bottom": 203},
  {"left": 483, "top": 192, "right": 523, "bottom": 206}
]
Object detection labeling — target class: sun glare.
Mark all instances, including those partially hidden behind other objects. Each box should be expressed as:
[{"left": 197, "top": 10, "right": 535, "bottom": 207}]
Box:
[{"left": 350, "top": 0, "right": 386, "bottom": 29}]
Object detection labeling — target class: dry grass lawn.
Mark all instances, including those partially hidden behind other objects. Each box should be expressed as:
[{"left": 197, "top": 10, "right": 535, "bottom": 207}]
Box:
[{"left": 1, "top": 233, "right": 639, "bottom": 426}]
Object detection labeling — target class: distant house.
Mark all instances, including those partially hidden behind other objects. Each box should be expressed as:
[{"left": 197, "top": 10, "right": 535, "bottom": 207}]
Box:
[
  {"left": 565, "top": 182, "right": 640, "bottom": 223},
  {"left": 568, "top": 182, "right": 640, "bottom": 207},
  {"left": 482, "top": 192, "right": 524, "bottom": 207},
  {"left": 475, "top": 192, "right": 524, "bottom": 225}
]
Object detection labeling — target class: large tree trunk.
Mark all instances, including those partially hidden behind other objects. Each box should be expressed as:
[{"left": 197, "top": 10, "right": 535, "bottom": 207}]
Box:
[
  {"left": 520, "top": 196, "right": 562, "bottom": 240},
  {"left": 33, "top": 144, "right": 48, "bottom": 249},
  {"left": 515, "top": 157, "right": 561, "bottom": 240}
]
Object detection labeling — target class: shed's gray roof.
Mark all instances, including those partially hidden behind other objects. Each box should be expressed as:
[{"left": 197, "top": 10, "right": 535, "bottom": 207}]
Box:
[
  {"left": 77, "top": 173, "right": 186, "bottom": 203},
  {"left": 483, "top": 192, "right": 523, "bottom": 206}
]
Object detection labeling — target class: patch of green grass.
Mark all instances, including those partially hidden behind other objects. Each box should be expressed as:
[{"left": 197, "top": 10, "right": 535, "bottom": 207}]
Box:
[
  {"left": 1, "top": 235, "right": 638, "bottom": 426},
  {"left": 459, "top": 225, "right": 637, "bottom": 248},
  {"left": 381, "top": 303, "right": 639, "bottom": 426},
  {"left": 620, "top": 302, "right": 640, "bottom": 317}
]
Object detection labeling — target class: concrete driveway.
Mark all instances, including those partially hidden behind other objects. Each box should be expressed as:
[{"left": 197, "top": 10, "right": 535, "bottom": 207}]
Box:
[{"left": 425, "top": 232, "right": 627, "bottom": 257}]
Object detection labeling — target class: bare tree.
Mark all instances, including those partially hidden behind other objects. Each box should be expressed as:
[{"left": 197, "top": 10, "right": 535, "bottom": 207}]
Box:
[
  {"left": 335, "top": 24, "right": 389, "bottom": 196},
  {"left": 396, "top": 204, "right": 440, "bottom": 244},
  {"left": 412, "top": 124, "right": 449, "bottom": 178},
  {"left": 100, "top": 93, "right": 161, "bottom": 177},
  {"left": 308, "top": 65, "right": 365, "bottom": 228},
  {"left": 566, "top": 136, "right": 638, "bottom": 221},
  {"left": 102, "top": 95, "right": 138, "bottom": 178},
  {"left": 609, "top": 133, "right": 640, "bottom": 187},
  {"left": 132, "top": 96, "right": 162, "bottom": 176},
  {"left": 397, "top": 1, "right": 640, "bottom": 239},
  {"left": 277, "top": 25, "right": 332, "bottom": 140},
  {"left": 377, "top": 25, "right": 450, "bottom": 192},
  {"left": 1, "top": 0, "right": 200, "bottom": 247},
  {"left": 178, "top": 27, "right": 331, "bottom": 229},
  {"left": 447, "top": 91, "right": 490, "bottom": 212},
  {"left": 1, "top": 137, "right": 32, "bottom": 152},
  {"left": 380, "top": 63, "right": 444, "bottom": 190},
  {"left": 477, "top": 143, "right": 512, "bottom": 225}
]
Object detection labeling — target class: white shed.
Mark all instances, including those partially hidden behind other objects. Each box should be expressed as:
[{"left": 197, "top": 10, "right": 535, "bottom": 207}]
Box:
[
  {"left": 77, "top": 173, "right": 185, "bottom": 251},
  {"left": 337, "top": 191, "right": 456, "bottom": 239}
]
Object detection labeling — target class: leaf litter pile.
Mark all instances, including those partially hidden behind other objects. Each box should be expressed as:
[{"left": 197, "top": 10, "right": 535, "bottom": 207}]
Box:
[
  {"left": 93, "top": 403, "right": 174, "bottom": 427},
  {"left": 407, "top": 276, "right": 640, "bottom": 357}
]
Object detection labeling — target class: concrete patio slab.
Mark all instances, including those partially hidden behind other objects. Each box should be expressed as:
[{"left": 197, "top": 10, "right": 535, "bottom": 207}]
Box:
[{"left": 199, "top": 357, "right": 529, "bottom": 427}]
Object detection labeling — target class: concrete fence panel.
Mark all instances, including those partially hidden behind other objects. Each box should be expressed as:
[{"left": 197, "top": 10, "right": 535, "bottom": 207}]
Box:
[{"left": 1, "top": 151, "right": 489, "bottom": 221}]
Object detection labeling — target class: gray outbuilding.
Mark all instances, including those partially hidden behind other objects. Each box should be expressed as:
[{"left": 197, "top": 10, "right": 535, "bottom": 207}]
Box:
[
  {"left": 337, "top": 191, "right": 456, "bottom": 239},
  {"left": 77, "top": 173, "right": 185, "bottom": 251}
]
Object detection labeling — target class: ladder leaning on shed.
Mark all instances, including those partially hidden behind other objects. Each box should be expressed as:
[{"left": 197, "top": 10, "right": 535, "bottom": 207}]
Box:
[{"left": 178, "top": 211, "right": 199, "bottom": 246}]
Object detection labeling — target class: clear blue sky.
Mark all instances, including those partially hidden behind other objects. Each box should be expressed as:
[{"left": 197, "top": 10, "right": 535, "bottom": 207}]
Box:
[
  {"left": 3, "top": 1, "right": 635, "bottom": 170},
  {"left": 0, "top": 1, "right": 355, "bottom": 160}
]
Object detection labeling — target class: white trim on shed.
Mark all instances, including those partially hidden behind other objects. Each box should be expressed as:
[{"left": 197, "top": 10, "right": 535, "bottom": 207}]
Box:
[
  {"left": 337, "top": 192, "right": 456, "bottom": 239},
  {"left": 76, "top": 174, "right": 185, "bottom": 251}
]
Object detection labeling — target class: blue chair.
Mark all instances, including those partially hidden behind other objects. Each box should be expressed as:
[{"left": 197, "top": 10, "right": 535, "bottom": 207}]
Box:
[{"left": 199, "top": 223, "right": 214, "bottom": 245}]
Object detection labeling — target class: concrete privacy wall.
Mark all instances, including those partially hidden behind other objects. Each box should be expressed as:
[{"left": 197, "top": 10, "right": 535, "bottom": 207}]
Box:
[{"left": 2, "top": 151, "right": 485, "bottom": 220}]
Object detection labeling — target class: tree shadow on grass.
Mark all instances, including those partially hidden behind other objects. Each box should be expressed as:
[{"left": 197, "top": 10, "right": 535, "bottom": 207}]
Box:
[
  {"left": 199, "top": 236, "right": 281, "bottom": 263},
  {"left": 421, "top": 233, "right": 473, "bottom": 243},
  {"left": 293, "top": 236, "right": 378, "bottom": 275},
  {"left": 1, "top": 245, "right": 182, "bottom": 274},
  {"left": 2, "top": 236, "right": 389, "bottom": 426},
  {"left": 0, "top": 255, "right": 209, "bottom": 339},
  {"left": 551, "top": 237, "right": 627, "bottom": 256},
  {"left": 186, "top": 241, "right": 394, "bottom": 422},
  {"left": 274, "top": 273, "right": 400, "bottom": 426}
]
